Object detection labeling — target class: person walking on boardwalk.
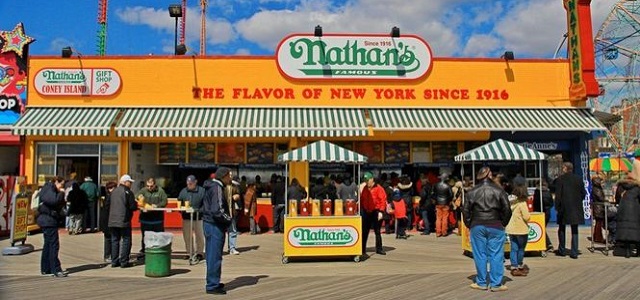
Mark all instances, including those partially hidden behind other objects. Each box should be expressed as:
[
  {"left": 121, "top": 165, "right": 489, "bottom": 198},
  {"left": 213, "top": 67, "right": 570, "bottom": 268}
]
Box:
[
  {"left": 360, "top": 172, "right": 388, "bottom": 257},
  {"left": 554, "top": 162, "right": 586, "bottom": 259},
  {"left": 463, "top": 167, "right": 512, "bottom": 292},
  {"left": 108, "top": 175, "right": 138, "bottom": 268},
  {"left": 202, "top": 167, "right": 233, "bottom": 295}
]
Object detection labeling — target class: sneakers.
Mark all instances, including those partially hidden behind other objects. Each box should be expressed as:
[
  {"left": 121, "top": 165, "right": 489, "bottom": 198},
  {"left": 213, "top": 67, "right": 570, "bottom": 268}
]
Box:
[
  {"left": 229, "top": 249, "right": 240, "bottom": 255},
  {"left": 490, "top": 285, "right": 508, "bottom": 292},
  {"left": 469, "top": 283, "right": 487, "bottom": 290}
]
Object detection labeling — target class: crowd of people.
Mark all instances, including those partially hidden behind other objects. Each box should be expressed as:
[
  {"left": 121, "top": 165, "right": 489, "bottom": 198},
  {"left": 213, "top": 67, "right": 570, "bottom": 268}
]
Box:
[{"left": 32, "top": 153, "right": 640, "bottom": 295}]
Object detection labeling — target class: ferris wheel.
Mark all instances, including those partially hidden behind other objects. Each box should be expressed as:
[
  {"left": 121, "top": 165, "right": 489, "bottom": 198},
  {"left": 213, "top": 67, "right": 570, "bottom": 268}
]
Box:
[{"left": 593, "top": 0, "right": 640, "bottom": 151}]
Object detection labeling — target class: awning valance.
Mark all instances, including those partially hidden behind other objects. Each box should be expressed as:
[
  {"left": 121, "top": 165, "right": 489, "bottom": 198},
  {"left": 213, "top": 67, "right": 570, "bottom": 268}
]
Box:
[
  {"left": 454, "top": 139, "right": 547, "bottom": 161},
  {"left": 370, "top": 108, "right": 606, "bottom": 132},
  {"left": 115, "top": 108, "right": 368, "bottom": 138},
  {"left": 278, "top": 140, "right": 368, "bottom": 163},
  {"left": 12, "top": 107, "right": 120, "bottom": 136}
]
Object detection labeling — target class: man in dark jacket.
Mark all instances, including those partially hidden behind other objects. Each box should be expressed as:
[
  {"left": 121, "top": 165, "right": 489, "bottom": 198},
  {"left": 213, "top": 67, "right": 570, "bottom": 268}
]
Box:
[
  {"left": 432, "top": 173, "right": 453, "bottom": 237},
  {"left": 271, "top": 175, "right": 286, "bottom": 233},
  {"left": 463, "top": 167, "right": 511, "bottom": 292},
  {"left": 202, "top": 167, "right": 232, "bottom": 295},
  {"left": 37, "top": 177, "right": 67, "bottom": 277},
  {"left": 108, "top": 175, "right": 138, "bottom": 268},
  {"left": 554, "top": 162, "right": 586, "bottom": 259}
]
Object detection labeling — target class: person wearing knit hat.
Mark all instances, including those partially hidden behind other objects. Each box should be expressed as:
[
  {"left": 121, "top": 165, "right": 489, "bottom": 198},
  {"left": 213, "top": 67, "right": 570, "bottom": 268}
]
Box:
[
  {"left": 201, "top": 166, "right": 232, "bottom": 295},
  {"left": 614, "top": 157, "right": 640, "bottom": 258}
]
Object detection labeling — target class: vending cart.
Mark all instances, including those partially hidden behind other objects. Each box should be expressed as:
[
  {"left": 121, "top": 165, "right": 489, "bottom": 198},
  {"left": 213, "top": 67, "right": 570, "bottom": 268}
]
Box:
[{"left": 278, "top": 140, "right": 367, "bottom": 263}]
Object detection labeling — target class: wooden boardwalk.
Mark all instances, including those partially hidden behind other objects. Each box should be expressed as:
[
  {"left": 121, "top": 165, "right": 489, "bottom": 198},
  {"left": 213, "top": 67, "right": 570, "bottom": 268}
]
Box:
[{"left": 1, "top": 226, "right": 639, "bottom": 299}]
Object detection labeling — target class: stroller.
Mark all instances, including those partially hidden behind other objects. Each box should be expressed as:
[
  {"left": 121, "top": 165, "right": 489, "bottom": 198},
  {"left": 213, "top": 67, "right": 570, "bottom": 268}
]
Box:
[{"left": 588, "top": 201, "right": 616, "bottom": 256}]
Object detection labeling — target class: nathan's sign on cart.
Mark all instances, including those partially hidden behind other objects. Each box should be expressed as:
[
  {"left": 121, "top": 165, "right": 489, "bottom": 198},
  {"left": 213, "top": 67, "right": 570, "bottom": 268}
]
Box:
[
  {"left": 276, "top": 34, "right": 433, "bottom": 80},
  {"left": 34, "top": 68, "right": 121, "bottom": 96}
]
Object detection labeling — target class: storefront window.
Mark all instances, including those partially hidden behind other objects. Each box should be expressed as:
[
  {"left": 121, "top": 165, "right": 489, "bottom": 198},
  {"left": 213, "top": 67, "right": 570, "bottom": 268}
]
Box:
[
  {"left": 36, "top": 144, "right": 56, "bottom": 186},
  {"left": 100, "top": 144, "right": 119, "bottom": 185}
]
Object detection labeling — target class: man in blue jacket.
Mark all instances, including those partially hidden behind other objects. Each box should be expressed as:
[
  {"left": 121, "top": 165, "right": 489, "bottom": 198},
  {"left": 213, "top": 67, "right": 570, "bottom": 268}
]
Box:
[{"left": 202, "top": 167, "right": 232, "bottom": 295}]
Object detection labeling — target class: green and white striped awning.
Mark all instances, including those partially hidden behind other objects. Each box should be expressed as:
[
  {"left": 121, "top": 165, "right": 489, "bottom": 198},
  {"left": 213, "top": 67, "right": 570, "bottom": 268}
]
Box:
[
  {"left": 454, "top": 139, "right": 547, "bottom": 161},
  {"left": 370, "top": 108, "right": 606, "bottom": 131},
  {"left": 278, "top": 140, "right": 368, "bottom": 163},
  {"left": 115, "top": 108, "right": 368, "bottom": 138},
  {"left": 12, "top": 107, "right": 119, "bottom": 136}
]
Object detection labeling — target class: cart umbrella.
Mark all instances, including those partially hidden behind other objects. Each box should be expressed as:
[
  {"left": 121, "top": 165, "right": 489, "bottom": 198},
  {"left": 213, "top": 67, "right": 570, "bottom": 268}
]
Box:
[{"left": 589, "top": 157, "right": 633, "bottom": 172}]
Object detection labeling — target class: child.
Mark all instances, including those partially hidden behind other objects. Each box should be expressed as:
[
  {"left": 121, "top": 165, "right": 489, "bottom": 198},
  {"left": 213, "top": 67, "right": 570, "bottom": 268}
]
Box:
[
  {"left": 506, "top": 184, "right": 531, "bottom": 276},
  {"left": 392, "top": 189, "right": 408, "bottom": 239}
]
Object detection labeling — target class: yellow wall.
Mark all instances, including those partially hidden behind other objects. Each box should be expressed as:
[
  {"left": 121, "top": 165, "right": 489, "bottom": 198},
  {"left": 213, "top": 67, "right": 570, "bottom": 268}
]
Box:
[{"left": 28, "top": 56, "right": 575, "bottom": 108}]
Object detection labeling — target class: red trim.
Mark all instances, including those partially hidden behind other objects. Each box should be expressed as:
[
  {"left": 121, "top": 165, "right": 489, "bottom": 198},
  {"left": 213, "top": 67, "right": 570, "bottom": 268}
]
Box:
[{"left": 0, "top": 131, "right": 19, "bottom": 145}]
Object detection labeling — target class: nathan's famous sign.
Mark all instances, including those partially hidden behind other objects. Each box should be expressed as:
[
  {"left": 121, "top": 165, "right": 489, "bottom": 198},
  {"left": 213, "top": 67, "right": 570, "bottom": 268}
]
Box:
[{"left": 276, "top": 34, "right": 433, "bottom": 80}]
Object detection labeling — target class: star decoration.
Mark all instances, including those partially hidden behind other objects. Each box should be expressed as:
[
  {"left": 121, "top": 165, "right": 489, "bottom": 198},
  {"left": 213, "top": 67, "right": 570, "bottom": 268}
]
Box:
[{"left": 0, "top": 23, "right": 35, "bottom": 58}]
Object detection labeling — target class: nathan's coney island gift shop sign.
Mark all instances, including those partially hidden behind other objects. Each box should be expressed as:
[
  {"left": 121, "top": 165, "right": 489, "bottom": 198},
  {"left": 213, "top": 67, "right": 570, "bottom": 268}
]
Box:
[
  {"left": 276, "top": 34, "right": 433, "bottom": 80},
  {"left": 34, "top": 68, "right": 121, "bottom": 96}
]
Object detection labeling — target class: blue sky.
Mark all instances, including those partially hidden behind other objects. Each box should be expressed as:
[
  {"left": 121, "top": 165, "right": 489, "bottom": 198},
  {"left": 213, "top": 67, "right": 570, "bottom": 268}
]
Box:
[{"left": 0, "top": 0, "right": 618, "bottom": 58}]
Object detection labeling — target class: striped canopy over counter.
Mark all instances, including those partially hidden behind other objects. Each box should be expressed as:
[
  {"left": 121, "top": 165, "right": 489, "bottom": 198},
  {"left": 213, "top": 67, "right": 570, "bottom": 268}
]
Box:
[
  {"left": 12, "top": 107, "right": 120, "bottom": 136},
  {"left": 115, "top": 108, "right": 368, "bottom": 138},
  {"left": 278, "top": 140, "right": 368, "bottom": 163},
  {"left": 370, "top": 108, "right": 606, "bottom": 132},
  {"left": 454, "top": 138, "right": 547, "bottom": 162}
]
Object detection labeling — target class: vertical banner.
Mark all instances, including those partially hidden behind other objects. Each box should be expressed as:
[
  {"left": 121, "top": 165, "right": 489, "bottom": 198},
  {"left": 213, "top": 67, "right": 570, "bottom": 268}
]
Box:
[{"left": 0, "top": 176, "right": 16, "bottom": 236}]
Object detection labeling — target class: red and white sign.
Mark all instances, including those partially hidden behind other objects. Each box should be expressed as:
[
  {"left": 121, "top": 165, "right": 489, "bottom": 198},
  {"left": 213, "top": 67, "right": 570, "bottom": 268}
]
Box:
[
  {"left": 276, "top": 34, "right": 433, "bottom": 80},
  {"left": 34, "top": 68, "right": 121, "bottom": 96}
]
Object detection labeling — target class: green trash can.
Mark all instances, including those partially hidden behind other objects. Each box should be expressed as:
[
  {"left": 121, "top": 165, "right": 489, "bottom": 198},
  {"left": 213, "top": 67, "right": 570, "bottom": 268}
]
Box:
[{"left": 145, "top": 243, "right": 171, "bottom": 277}]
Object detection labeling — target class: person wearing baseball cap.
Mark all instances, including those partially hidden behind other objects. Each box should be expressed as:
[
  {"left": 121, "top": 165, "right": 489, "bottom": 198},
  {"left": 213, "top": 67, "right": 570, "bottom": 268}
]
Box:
[
  {"left": 178, "top": 175, "right": 206, "bottom": 262},
  {"left": 360, "top": 172, "right": 388, "bottom": 257},
  {"left": 108, "top": 174, "right": 138, "bottom": 268}
]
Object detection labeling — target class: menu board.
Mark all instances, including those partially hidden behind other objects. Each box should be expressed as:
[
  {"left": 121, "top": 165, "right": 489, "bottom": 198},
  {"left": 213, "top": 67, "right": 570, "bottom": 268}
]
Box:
[
  {"left": 355, "top": 141, "right": 382, "bottom": 163},
  {"left": 412, "top": 142, "right": 432, "bottom": 163},
  {"left": 275, "top": 143, "right": 289, "bottom": 162},
  {"left": 384, "top": 142, "right": 410, "bottom": 163},
  {"left": 217, "top": 143, "right": 245, "bottom": 164},
  {"left": 246, "top": 143, "right": 274, "bottom": 164},
  {"left": 158, "top": 143, "right": 187, "bottom": 164},
  {"left": 333, "top": 141, "right": 354, "bottom": 151},
  {"left": 431, "top": 142, "right": 458, "bottom": 162},
  {"left": 189, "top": 143, "right": 216, "bottom": 163}
]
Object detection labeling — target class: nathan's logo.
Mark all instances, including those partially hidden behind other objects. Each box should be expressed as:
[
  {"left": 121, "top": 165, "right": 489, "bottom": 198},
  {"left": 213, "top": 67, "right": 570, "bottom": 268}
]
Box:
[
  {"left": 288, "top": 226, "right": 358, "bottom": 247},
  {"left": 276, "top": 34, "right": 432, "bottom": 80},
  {"left": 34, "top": 68, "right": 121, "bottom": 96},
  {"left": 527, "top": 223, "right": 543, "bottom": 243}
]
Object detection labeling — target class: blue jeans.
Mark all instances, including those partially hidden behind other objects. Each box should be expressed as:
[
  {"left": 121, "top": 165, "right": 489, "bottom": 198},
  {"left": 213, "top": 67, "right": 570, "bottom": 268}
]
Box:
[
  {"left": 557, "top": 223, "right": 579, "bottom": 257},
  {"left": 470, "top": 225, "right": 506, "bottom": 288},
  {"left": 204, "top": 221, "right": 226, "bottom": 291},
  {"left": 110, "top": 227, "right": 132, "bottom": 266},
  {"left": 509, "top": 234, "right": 527, "bottom": 267},
  {"left": 227, "top": 215, "right": 238, "bottom": 251},
  {"left": 41, "top": 227, "right": 62, "bottom": 274},
  {"left": 421, "top": 210, "right": 430, "bottom": 234}
]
